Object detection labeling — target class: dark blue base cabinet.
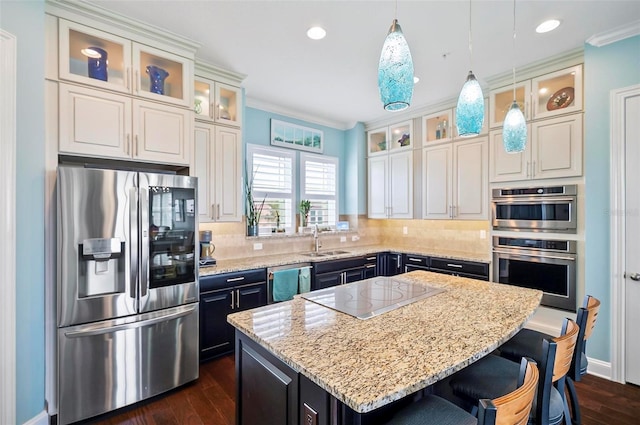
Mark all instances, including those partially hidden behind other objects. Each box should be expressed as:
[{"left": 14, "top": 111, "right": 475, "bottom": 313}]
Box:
[{"left": 235, "top": 331, "right": 411, "bottom": 425}]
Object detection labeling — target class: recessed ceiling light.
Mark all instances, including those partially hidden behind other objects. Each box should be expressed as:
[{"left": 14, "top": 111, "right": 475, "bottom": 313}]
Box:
[
  {"left": 307, "top": 26, "right": 326, "bottom": 40},
  {"left": 536, "top": 19, "right": 561, "bottom": 34},
  {"left": 414, "top": 76, "right": 420, "bottom": 84}
]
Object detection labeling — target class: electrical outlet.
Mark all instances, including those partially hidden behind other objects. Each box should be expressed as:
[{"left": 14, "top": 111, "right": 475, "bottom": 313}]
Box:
[
  {"left": 253, "top": 242, "right": 263, "bottom": 250},
  {"left": 480, "top": 230, "right": 487, "bottom": 239},
  {"left": 304, "top": 403, "right": 318, "bottom": 425},
  {"left": 351, "top": 235, "right": 360, "bottom": 242},
  {"left": 340, "top": 236, "right": 347, "bottom": 243},
  {"left": 403, "top": 226, "right": 408, "bottom": 235}
]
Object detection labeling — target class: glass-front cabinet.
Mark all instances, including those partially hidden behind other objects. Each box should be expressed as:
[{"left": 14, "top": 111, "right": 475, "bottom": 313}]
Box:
[
  {"left": 194, "top": 78, "right": 242, "bottom": 127},
  {"left": 422, "top": 110, "right": 453, "bottom": 144},
  {"left": 531, "top": 65, "right": 582, "bottom": 120},
  {"left": 368, "top": 121, "right": 413, "bottom": 155},
  {"left": 59, "top": 19, "right": 192, "bottom": 108},
  {"left": 489, "top": 81, "right": 531, "bottom": 128}
]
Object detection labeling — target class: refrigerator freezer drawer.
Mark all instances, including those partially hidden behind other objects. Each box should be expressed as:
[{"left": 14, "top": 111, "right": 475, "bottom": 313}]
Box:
[{"left": 57, "top": 303, "right": 199, "bottom": 425}]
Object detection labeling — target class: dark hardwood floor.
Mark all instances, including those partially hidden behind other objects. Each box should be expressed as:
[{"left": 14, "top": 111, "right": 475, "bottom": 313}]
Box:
[{"left": 83, "top": 354, "right": 640, "bottom": 425}]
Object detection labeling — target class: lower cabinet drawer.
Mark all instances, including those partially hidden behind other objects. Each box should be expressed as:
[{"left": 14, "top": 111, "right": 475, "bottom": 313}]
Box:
[{"left": 430, "top": 258, "right": 489, "bottom": 280}]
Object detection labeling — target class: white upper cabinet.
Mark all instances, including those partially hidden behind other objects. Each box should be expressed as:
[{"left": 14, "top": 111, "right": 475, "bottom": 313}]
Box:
[
  {"left": 531, "top": 65, "right": 583, "bottom": 120},
  {"left": 423, "top": 137, "right": 488, "bottom": 220},
  {"left": 489, "top": 114, "right": 582, "bottom": 182},
  {"left": 194, "top": 78, "right": 242, "bottom": 127},
  {"left": 367, "top": 121, "right": 413, "bottom": 156},
  {"left": 422, "top": 110, "right": 453, "bottom": 145},
  {"left": 489, "top": 81, "right": 532, "bottom": 128},
  {"left": 59, "top": 19, "right": 193, "bottom": 108}
]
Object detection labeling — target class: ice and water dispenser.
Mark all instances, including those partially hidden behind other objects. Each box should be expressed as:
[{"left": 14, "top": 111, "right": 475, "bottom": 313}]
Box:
[{"left": 78, "top": 237, "right": 126, "bottom": 297}]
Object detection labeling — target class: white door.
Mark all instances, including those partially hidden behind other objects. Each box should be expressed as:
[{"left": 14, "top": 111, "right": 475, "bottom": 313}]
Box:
[
  {"left": 624, "top": 92, "right": 640, "bottom": 385},
  {"left": 388, "top": 151, "right": 413, "bottom": 219},
  {"left": 422, "top": 145, "right": 451, "bottom": 219},
  {"left": 215, "top": 126, "right": 242, "bottom": 221},
  {"left": 368, "top": 156, "right": 388, "bottom": 218},
  {"left": 454, "top": 137, "right": 488, "bottom": 219}
]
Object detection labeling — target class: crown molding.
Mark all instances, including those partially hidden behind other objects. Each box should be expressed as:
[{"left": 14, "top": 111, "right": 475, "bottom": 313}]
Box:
[
  {"left": 587, "top": 19, "right": 640, "bottom": 47},
  {"left": 246, "top": 97, "right": 354, "bottom": 131},
  {"left": 195, "top": 59, "right": 246, "bottom": 86}
]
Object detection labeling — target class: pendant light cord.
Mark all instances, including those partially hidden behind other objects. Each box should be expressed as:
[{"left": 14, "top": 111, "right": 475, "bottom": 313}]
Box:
[
  {"left": 468, "top": 0, "right": 473, "bottom": 71},
  {"left": 512, "top": 0, "right": 517, "bottom": 99}
]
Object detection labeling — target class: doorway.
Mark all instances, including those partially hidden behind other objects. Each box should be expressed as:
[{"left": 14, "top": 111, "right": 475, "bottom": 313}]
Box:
[{"left": 611, "top": 84, "right": 640, "bottom": 385}]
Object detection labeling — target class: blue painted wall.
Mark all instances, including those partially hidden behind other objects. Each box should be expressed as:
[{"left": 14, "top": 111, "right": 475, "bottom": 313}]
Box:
[
  {"left": 0, "top": 0, "right": 46, "bottom": 422},
  {"left": 244, "top": 107, "right": 365, "bottom": 215},
  {"left": 584, "top": 35, "right": 640, "bottom": 362},
  {"left": 345, "top": 122, "right": 367, "bottom": 215}
]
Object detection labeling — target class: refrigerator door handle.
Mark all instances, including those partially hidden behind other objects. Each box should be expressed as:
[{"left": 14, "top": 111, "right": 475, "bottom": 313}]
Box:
[
  {"left": 139, "top": 187, "right": 149, "bottom": 299},
  {"left": 64, "top": 304, "right": 197, "bottom": 338},
  {"left": 129, "top": 186, "right": 139, "bottom": 300}
]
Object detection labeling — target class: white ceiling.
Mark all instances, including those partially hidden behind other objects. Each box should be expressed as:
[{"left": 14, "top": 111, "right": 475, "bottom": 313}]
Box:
[{"left": 89, "top": 0, "right": 640, "bottom": 129}]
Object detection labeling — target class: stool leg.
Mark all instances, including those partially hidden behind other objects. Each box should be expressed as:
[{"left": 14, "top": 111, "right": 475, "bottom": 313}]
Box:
[{"left": 566, "top": 378, "right": 581, "bottom": 425}]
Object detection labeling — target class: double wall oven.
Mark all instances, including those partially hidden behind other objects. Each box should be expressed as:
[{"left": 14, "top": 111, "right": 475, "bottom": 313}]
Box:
[{"left": 491, "top": 185, "right": 578, "bottom": 312}]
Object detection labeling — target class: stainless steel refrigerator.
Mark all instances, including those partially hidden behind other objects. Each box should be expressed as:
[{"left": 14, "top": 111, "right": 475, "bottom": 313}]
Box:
[{"left": 56, "top": 165, "right": 199, "bottom": 425}]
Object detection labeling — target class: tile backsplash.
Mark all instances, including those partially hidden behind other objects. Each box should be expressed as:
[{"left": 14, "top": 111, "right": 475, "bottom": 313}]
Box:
[{"left": 200, "top": 216, "right": 490, "bottom": 260}]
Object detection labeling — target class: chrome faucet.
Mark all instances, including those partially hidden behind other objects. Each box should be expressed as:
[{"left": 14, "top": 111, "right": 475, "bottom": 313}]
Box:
[{"left": 313, "top": 224, "right": 322, "bottom": 253}]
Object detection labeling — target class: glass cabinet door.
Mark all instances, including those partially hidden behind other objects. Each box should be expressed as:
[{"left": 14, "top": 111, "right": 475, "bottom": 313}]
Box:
[
  {"left": 59, "top": 19, "right": 131, "bottom": 93},
  {"left": 389, "top": 121, "right": 413, "bottom": 151},
  {"left": 133, "top": 44, "right": 192, "bottom": 107},
  {"left": 215, "top": 82, "right": 242, "bottom": 126},
  {"left": 489, "top": 81, "right": 531, "bottom": 128},
  {"left": 422, "top": 110, "right": 453, "bottom": 145},
  {"left": 194, "top": 78, "right": 213, "bottom": 119},
  {"left": 368, "top": 127, "right": 388, "bottom": 155},
  {"left": 148, "top": 185, "right": 196, "bottom": 289},
  {"left": 531, "top": 65, "right": 582, "bottom": 119}
]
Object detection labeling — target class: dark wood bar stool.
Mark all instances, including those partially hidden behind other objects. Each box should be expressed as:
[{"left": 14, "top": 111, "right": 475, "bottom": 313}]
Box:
[
  {"left": 385, "top": 357, "right": 539, "bottom": 425},
  {"left": 498, "top": 296, "right": 601, "bottom": 425},
  {"left": 449, "top": 318, "right": 579, "bottom": 425}
]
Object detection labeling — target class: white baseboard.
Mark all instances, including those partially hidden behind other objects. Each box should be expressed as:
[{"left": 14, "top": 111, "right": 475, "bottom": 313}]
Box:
[
  {"left": 23, "top": 410, "right": 49, "bottom": 425},
  {"left": 586, "top": 357, "right": 612, "bottom": 380}
]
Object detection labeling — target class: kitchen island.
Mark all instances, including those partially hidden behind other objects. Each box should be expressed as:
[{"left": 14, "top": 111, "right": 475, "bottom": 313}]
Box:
[{"left": 227, "top": 271, "right": 542, "bottom": 425}]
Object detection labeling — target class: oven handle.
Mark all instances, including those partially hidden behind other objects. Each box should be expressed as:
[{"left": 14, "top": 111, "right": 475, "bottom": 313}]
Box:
[
  {"left": 492, "top": 249, "right": 575, "bottom": 261},
  {"left": 491, "top": 196, "right": 576, "bottom": 205}
]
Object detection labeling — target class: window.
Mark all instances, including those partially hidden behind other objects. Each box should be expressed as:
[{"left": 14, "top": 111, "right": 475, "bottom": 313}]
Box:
[
  {"left": 300, "top": 153, "right": 338, "bottom": 228},
  {"left": 247, "top": 144, "right": 296, "bottom": 234}
]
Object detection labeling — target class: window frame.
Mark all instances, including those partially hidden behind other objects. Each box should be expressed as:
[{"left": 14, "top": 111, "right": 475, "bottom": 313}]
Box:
[{"left": 299, "top": 152, "right": 339, "bottom": 229}]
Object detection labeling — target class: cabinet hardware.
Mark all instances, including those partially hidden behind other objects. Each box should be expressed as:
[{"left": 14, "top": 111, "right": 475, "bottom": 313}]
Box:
[
  {"left": 446, "top": 263, "right": 463, "bottom": 268},
  {"left": 408, "top": 258, "right": 422, "bottom": 262},
  {"left": 366, "top": 257, "right": 376, "bottom": 261},
  {"left": 230, "top": 290, "right": 234, "bottom": 309},
  {"left": 210, "top": 103, "right": 214, "bottom": 120},
  {"left": 126, "top": 134, "right": 130, "bottom": 155},
  {"left": 226, "top": 277, "right": 245, "bottom": 283},
  {"left": 134, "top": 135, "right": 139, "bottom": 156},
  {"left": 365, "top": 264, "right": 376, "bottom": 269},
  {"left": 526, "top": 162, "right": 530, "bottom": 178},
  {"left": 211, "top": 204, "right": 215, "bottom": 220},
  {"left": 452, "top": 205, "right": 457, "bottom": 218},
  {"left": 532, "top": 160, "right": 536, "bottom": 178},
  {"left": 217, "top": 204, "right": 220, "bottom": 220},
  {"left": 236, "top": 290, "right": 240, "bottom": 308},
  {"left": 396, "top": 255, "right": 401, "bottom": 269}
]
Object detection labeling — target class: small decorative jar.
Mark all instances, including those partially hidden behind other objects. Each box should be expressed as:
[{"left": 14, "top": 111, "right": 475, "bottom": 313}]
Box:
[{"left": 146, "top": 65, "right": 169, "bottom": 95}]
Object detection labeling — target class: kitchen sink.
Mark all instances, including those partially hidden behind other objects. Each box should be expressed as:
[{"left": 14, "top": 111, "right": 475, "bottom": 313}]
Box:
[{"left": 321, "top": 250, "right": 351, "bottom": 255}]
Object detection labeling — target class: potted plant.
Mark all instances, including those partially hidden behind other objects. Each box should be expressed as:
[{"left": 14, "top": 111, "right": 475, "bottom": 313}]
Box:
[
  {"left": 245, "top": 167, "right": 266, "bottom": 236},
  {"left": 298, "top": 199, "right": 311, "bottom": 232}
]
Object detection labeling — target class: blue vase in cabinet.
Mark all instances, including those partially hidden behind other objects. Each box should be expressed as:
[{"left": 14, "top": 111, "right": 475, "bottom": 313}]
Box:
[
  {"left": 85, "top": 47, "right": 108, "bottom": 81},
  {"left": 146, "top": 65, "right": 169, "bottom": 95}
]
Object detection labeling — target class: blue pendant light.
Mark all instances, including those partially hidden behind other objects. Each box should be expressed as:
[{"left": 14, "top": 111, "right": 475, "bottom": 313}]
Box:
[
  {"left": 378, "top": 15, "right": 414, "bottom": 111},
  {"left": 456, "top": 0, "right": 484, "bottom": 137},
  {"left": 503, "top": 0, "right": 527, "bottom": 153}
]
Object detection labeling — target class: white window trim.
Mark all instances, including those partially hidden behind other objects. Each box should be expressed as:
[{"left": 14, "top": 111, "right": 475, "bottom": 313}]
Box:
[
  {"left": 300, "top": 152, "right": 339, "bottom": 227},
  {"left": 246, "top": 144, "right": 297, "bottom": 234},
  {"left": 0, "top": 28, "right": 17, "bottom": 425}
]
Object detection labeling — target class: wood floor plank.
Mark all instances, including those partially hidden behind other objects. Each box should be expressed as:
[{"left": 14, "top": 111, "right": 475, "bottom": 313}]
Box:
[{"left": 82, "top": 355, "right": 640, "bottom": 425}]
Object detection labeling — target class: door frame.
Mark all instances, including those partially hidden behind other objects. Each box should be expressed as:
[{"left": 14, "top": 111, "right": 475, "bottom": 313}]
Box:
[
  {"left": 0, "top": 28, "right": 17, "bottom": 424},
  {"left": 610, "top": 83, "right": 640, "bottom": 383}
]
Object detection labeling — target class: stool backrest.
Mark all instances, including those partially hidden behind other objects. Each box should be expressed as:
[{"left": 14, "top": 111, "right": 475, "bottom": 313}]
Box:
[
  {"left": 551, "top": 318, "right": 579, "bottom": 383},
  {"left": 478, "top": 358, "right": 539, "bottom": 425},
  {"left": 582, "top": 296, "right": 601, "bottom": 341},
  {"left": 570, "top": 295, "right": 601, "bottom": 380}
]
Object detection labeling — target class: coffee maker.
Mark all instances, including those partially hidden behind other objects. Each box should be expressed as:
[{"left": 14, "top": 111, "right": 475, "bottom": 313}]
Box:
[{"left": 199, "top": 230, "right": 216, "bottom": 266}]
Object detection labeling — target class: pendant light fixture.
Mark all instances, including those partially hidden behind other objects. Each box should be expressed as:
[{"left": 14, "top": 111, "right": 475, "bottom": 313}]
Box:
[
  {"left": 378, "top": 1, "right": 414, "bottom": 111},
  {"left": 503, "top": 0, "right": 527, "bottom": 153},
  {"left": 455, "top": 0, "right": 484, "bottom": 137}
]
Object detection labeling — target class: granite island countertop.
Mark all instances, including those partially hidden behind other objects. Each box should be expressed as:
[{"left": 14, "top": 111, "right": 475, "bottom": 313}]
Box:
[
  {"left": 200, "top": 244, "right": 491, "bottom": 276},
  {"left": 227, "top": 270, "right": 542, "bottom": 414}
]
